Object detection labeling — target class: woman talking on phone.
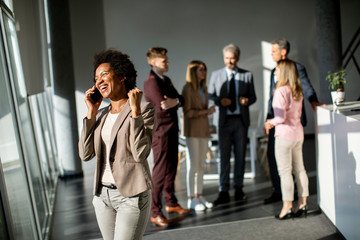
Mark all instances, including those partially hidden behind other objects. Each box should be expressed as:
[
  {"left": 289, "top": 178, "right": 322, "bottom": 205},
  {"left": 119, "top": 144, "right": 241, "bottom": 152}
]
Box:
[{"left": 79, "top": 49, "right": 155, "bottom": 240}]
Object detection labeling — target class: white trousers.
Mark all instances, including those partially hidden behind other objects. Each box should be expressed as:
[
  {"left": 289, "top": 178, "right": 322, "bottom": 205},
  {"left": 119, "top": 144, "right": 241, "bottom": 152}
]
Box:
[
  {"left": 185, "top": 137, "right": 209, "bottom": 197},
  {"left": 92, "top": 188, "right": 150, "bottom": 240},
  {"left": 275, "top": 136, "right": 309, "bottom": 201}
]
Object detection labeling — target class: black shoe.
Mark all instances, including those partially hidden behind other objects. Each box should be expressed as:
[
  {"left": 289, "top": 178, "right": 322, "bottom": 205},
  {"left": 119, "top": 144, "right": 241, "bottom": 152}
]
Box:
[
  {"left": 213, "top": 191, "right": 230, "bottom": 206},
  {"left": 294, "top": 206, "right": 308, "bottom": 218},
  {"left": 264, "top": 191, "right": 282, "bottom": 204},
  {"left": 234, "top": 188, "right": 247, "bottom": 202},
  {"left": 275, "top": 209, "right": 294, "bottom": 220}
]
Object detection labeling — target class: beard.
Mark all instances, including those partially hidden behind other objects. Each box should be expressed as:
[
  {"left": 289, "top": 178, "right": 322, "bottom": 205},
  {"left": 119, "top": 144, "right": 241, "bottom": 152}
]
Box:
[{"left": 226, "top": 63, "right": 236, "bottom": 70}]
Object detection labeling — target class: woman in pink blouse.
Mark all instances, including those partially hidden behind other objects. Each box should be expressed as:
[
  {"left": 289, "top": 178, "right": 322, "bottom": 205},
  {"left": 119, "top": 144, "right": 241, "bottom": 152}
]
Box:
[{"left": 265, "top": 59, "right": 309, "bottom": 220}]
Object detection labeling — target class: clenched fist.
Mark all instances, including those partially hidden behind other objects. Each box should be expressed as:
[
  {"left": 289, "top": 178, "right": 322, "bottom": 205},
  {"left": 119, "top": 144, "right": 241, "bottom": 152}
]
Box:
[{"left": 128, "top": 88, "right": 143, "bottom": 117}]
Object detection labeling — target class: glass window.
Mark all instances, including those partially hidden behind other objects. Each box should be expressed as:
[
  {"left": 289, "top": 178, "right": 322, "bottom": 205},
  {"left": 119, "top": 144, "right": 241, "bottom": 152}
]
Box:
[
  {"left": 3, "top": 14, "right": 48, "bottom": 237},
  {"left": 29, "top": 94, "right": 58, "bottom": 205},
  {"left": 43, "top": 89, "right": 59, "bottom": 181},
  {"left": 3, "top": 0, "right": 13, "bottom": 11},
  {"left": 0, "top": 32, "right": 38, "bottom": 239}
]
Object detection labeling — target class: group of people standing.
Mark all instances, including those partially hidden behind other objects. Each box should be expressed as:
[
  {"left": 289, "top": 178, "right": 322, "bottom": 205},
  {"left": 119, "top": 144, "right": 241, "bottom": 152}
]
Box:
[
  {"left": 78, "top": 38, "right": 322, "bottom": 239},
  {"left": 143, "top": 44, "right": 257, "bottom": 227}
]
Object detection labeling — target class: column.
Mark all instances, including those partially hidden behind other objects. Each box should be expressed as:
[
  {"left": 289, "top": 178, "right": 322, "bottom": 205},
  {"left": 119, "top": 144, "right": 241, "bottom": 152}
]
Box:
[
  {"left": 47, "top": 0, "right": 83, "bottom": 177},
  {"left": 315, "top": 0, "right": 343, "bottom": 104}
]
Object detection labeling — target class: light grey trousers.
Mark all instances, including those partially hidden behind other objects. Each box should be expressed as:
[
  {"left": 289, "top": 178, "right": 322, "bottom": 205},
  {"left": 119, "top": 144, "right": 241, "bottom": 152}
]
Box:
[
  {"left": 275, "top": 136, "right": 309, "bottom": 201},
  {"left": 92, "top": 188, "right": 150, "bottom": 240},
  {"left": 185, "top": 137, "right": 209, "bottom": 197}
]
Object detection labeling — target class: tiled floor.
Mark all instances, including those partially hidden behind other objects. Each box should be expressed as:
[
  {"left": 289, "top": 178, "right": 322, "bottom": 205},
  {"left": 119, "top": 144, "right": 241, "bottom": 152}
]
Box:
[{"left": 49, "top": 135, "right": 344, "bottom": 239}]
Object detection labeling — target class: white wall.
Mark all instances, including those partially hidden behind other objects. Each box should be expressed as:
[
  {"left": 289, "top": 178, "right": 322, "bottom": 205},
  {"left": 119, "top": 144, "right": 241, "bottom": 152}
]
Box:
[{"left": 71, "top": 0, "right": 360, "bottom": 134}]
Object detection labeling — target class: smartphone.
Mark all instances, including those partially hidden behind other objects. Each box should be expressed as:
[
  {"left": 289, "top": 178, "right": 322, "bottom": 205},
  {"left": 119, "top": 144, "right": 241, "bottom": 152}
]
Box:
[{"left": 90, "top": 87, "right": 102, "bottom": 103}]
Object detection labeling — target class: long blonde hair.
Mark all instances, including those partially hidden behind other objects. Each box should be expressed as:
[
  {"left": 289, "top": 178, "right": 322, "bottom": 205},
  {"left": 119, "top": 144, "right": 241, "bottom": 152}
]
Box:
[
  {"left": 186, "top": 60, "right": 207, "bottom": 91},
  {"left": 276, "top": 59, "right": 302, "bottom": 101}
]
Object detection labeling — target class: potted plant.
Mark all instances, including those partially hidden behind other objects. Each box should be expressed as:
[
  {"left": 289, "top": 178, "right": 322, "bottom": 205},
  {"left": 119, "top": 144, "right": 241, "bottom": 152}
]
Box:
[{"left": 326, "top": 69, "right": 347, "bottom": 105}]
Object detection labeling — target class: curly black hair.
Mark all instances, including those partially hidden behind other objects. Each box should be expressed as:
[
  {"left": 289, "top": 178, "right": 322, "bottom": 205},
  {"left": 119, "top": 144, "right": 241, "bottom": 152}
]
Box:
[{"left": 93, "top": 49, "right": 137, "bottom": 92}]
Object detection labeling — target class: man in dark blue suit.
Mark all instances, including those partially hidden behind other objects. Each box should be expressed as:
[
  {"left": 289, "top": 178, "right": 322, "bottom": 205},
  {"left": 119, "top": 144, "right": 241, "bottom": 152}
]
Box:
[
  {"left": 208, "top": 44, "right": 257, "bottom": 205},
  {"left": 264, "top": 38, "right": 324, "bottom": 204}
]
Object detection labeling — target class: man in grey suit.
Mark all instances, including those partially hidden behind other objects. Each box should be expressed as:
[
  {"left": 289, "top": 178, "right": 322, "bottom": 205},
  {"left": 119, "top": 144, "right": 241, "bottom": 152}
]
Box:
[
  {"left": 208, "top": 44, "right": 257, "bottom": 205},
  {"left": 264, "top": 38, "right": 324, "bottom": 204}
]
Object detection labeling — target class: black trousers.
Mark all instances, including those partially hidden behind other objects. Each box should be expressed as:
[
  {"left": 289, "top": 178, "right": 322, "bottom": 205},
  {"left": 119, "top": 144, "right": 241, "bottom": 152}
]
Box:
[{"left": 267, "top": 127, "right": 281, "bottom": 194}]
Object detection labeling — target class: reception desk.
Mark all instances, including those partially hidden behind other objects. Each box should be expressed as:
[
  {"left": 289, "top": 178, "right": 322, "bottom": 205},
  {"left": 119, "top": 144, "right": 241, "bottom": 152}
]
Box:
[{"left": 316, "top": 101, "right": 360, "bottom": 240}]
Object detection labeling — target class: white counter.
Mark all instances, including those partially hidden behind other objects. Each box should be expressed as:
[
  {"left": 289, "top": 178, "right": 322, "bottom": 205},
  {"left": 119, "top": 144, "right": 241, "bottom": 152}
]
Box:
[{"left": 316, "top": 101, "right": 360, "bottom": 240}]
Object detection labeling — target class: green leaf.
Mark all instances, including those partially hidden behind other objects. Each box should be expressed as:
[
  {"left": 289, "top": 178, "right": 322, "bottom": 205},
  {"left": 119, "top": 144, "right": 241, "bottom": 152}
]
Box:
[{"left": 325, "top": 69, "right": 347, "bottom": 90}]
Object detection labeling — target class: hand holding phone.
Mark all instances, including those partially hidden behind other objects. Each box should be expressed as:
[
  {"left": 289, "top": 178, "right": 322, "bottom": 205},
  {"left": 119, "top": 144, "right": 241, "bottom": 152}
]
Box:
[{"left": 90, "top": 87, "right": 102, "bottom": 103}]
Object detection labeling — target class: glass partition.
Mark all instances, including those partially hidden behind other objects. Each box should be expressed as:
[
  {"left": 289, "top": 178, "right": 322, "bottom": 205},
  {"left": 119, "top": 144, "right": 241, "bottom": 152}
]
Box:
[
  {"left": 0, "top": 28, "right": 38, "bottom": 239},
  {"left": 41, "top": 90, "right": 59, "bottom": 181},
  {"left": 29, "top": 93, "right": 58, "bottom": 206},
  {"left": 3, "top": 0, "right": 13, "bottom": 12},
  {"left": 0, "top": 1, "right": 62, "bottom": 238},
  {"left": 3, "top": 14, "right": 48, "bottom": 237}
]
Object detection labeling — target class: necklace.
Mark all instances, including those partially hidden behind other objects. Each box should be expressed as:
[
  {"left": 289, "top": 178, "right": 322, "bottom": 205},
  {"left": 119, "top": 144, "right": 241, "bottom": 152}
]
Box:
[{"left": 112, "top": 104, "right": 125, "bottom": 113}]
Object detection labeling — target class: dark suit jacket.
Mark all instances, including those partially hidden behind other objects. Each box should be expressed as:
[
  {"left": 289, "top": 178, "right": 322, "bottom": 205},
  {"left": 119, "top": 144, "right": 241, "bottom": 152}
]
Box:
[
  {"left": 266, "top": 62, "right": 318, "bottom": 126},
  {"left": 144, "top": 70, "right": 184, "bottom": 149},
  {"left": 208, "top": 67, "right": 257, "bottom": 128},
  {"left": 78, "top": 102, "right": 155, "bottom": 197}
]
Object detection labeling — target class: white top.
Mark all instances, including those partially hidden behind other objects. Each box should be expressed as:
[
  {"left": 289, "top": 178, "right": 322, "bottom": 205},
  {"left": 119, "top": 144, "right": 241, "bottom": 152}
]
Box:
[{"left": 100, "top": 112, "right": 119, "bottom": 184}]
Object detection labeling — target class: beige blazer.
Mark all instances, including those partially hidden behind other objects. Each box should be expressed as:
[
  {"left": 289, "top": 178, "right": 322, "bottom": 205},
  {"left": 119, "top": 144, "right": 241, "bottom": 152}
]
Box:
[
  {"left": 78, "top": 101, "right": 155, "bottom": 197},
  {"left": 181, "top": 83, "right": 210, "bottom": 138}
]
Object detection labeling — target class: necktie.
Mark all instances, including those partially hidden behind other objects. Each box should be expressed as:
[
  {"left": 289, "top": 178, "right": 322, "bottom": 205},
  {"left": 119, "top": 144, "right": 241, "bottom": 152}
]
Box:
[{"left": 229, "top": 73, "right": 236, "bottom": 112}]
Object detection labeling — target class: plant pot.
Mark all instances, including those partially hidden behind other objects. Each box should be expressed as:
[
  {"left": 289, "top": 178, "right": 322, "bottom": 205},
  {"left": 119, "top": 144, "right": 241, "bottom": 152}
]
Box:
[{"left": 331, "top": 91, "right": 345, "bottom": 105}]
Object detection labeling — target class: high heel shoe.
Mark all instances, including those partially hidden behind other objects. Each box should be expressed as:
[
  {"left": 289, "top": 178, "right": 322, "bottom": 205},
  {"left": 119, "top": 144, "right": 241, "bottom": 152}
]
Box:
[
  {"left": 275, "top": 209, "right": 294, "bottom": 220},
  {"left": 294, "top": 206, "right": 308, "bottom": 218}
]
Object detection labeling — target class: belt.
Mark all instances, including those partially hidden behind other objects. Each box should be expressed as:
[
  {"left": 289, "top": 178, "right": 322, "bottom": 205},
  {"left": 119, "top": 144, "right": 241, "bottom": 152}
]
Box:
[{"left": 101, "top": 183, "right": 117, "bottom": 189}]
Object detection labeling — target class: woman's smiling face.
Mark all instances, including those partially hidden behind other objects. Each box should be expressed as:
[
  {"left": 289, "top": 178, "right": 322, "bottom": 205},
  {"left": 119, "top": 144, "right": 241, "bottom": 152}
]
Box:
[{"left": 95, "top": 63, "right": 123, "bottom": 99}]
